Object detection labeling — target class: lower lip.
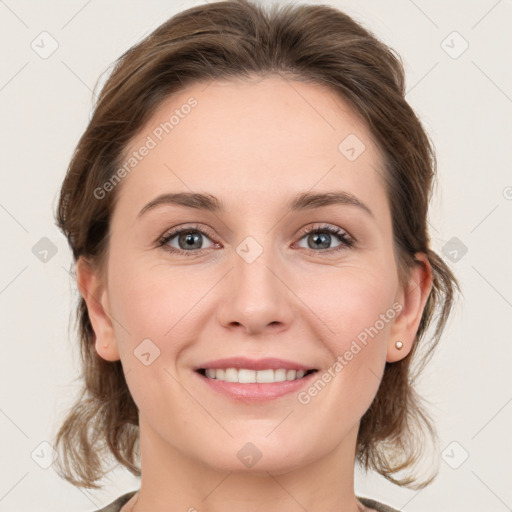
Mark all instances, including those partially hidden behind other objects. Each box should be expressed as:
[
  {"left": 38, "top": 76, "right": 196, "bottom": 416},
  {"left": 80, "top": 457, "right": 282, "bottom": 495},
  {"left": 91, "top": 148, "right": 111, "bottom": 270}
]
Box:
[{"left": 195, "top": 371, "right": 318, "bottom": 402}]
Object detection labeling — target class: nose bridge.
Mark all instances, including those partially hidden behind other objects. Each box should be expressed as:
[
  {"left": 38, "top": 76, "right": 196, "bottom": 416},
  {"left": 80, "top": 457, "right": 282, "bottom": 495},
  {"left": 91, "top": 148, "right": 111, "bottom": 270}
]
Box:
[{"left": 216, "top": 231, "right": 294, "bottom": 334}]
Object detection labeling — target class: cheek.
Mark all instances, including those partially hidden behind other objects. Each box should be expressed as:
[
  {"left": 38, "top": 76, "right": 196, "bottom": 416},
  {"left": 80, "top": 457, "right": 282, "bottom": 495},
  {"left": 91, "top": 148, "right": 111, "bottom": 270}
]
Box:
[
  {"left": 294, "top": 275, "right": 396, "bottom": 429},
  {"left": 106, "top": 262, "right": 195, "bottom": 419},
  {"left": 308, "top": 259, "right": 398, "bottom": 341},
  {"left": 108, "top": 252, "right": 196, "bottom": 342},
  {"left": 313, "top": 264, "right": 397, "bottom": 391}
]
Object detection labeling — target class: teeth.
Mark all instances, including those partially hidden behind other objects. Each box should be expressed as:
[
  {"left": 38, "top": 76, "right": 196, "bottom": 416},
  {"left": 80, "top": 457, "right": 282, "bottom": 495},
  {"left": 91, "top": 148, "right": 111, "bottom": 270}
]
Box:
[
  {"left": 274, "top": 369, "right": 287, "bottom": 382},
  {"left": 203, "top": 368, "right": 309, "bottom": 383}
]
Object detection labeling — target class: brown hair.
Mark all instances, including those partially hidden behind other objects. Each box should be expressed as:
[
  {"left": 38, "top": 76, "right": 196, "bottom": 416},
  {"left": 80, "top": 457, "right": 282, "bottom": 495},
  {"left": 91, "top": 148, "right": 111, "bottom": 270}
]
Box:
[{"left": 53, "top": 0, "right": 459, "bottom": 490}]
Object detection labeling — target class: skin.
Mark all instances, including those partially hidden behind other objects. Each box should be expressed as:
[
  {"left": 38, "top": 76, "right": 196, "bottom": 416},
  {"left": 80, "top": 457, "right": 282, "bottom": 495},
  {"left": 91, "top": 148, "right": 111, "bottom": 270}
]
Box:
[{"left": 77, "top": 75, "right": 432, "bottom": 512}]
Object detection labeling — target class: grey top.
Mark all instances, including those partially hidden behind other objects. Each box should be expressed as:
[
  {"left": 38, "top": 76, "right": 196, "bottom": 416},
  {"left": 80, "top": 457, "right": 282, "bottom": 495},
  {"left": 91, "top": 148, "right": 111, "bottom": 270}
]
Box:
[{"left": 95, "top": 490, "right": 402, "bottom": 512}]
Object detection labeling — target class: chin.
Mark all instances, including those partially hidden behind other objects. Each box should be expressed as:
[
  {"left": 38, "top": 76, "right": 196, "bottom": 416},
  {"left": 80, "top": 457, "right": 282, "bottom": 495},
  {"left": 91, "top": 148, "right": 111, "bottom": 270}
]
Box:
[{"left": 193, "top": 434, "right": 317, "bottom": 476}]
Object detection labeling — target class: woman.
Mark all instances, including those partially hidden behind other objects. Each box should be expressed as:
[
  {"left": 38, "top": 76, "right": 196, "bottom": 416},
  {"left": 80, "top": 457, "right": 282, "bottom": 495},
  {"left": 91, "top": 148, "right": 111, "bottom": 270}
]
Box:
[{"left": 53, "top": 1, "right": 458, "bottom": 511}]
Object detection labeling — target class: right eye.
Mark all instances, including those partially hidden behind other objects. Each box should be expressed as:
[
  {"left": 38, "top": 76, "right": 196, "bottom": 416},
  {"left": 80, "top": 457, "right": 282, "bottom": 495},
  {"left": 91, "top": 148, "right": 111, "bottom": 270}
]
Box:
[{"left": 157, "top": 225, "right": 218, "bottom": 256}]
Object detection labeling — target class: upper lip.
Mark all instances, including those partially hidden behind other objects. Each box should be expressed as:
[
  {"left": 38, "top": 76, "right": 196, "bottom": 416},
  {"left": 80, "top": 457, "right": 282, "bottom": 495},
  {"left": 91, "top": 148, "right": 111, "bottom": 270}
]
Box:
[{"left": 195, "top": 357, "right": 317, "bottom": 371}]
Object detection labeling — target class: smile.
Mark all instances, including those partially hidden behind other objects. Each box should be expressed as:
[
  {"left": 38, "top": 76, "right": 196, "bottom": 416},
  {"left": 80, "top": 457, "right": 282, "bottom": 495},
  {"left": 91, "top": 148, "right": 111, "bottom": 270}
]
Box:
[
  {"left": 195, "top": 367, "right": 319, "bottom": 402},
  {"left": 197, "top": 367, "right": 317, "bottom": 383}
]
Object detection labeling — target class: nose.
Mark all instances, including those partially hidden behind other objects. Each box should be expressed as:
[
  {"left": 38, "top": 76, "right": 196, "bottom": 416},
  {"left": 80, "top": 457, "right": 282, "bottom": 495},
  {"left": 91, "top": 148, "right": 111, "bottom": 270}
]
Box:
[{"left": 216, "top": 243, "right": 295, "bottom": 336}]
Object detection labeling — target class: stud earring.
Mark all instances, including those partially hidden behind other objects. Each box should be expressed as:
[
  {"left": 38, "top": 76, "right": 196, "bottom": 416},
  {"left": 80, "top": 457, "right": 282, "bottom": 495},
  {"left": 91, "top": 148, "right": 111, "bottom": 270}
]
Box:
[{"left": 395, "top": 340, "right": 404, "bottom": 350}]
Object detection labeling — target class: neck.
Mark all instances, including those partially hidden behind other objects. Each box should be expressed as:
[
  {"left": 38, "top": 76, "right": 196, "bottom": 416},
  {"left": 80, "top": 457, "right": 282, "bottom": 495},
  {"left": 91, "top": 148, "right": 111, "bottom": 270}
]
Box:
[{"left": 128, "top": 416, "right": 365, "bottom": 512}]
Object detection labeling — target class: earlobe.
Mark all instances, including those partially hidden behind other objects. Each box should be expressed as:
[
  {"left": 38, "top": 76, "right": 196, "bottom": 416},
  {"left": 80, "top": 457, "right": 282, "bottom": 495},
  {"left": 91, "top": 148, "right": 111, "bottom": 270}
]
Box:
[
  {"left": 386, "top": 339, "right": 405, "bottom": 363},
  {"left": 76, "top": 257, "right": 120, "bottom": 362},
  {"left": 387, "top": 253, "right": 433, "bottom": 363}
]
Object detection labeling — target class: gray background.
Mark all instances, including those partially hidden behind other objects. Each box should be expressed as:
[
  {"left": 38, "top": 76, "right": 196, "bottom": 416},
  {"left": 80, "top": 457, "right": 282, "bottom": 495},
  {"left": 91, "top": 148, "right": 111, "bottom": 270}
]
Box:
[{"left": 0, "top": 0, "right": 511, "bottom": 510}]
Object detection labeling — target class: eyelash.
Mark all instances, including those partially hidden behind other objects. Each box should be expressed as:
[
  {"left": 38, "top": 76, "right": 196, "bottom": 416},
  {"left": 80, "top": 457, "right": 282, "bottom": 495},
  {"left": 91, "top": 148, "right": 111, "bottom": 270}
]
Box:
[{"left": 157, "top": 223, "right": 355, "bottom": 257}]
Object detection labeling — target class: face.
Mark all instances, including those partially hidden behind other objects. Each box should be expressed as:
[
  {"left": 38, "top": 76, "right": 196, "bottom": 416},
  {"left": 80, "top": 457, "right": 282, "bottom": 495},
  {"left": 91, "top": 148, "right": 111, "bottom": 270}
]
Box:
[{"left": 81, "top": 75, "right": 428, "bottom": 475}]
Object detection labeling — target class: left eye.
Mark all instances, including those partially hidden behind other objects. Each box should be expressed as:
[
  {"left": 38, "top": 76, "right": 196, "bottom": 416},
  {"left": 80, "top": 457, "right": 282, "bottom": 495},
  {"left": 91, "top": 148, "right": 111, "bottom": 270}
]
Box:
[{"left": 295, "top": 225, "right": 354, "bottom": 252}]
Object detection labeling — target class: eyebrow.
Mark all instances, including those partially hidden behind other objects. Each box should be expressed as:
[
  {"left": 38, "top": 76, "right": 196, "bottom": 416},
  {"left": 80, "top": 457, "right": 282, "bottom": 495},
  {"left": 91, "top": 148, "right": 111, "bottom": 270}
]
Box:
[{"left": 137, "top": 191, "right": 374, "bottom": 218}]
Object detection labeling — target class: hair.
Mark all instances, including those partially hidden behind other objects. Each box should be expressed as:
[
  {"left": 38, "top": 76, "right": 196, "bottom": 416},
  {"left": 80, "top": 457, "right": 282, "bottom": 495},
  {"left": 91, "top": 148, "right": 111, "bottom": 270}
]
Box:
[{"left": 53, "top": 0, "right": 459, "bottom": 491}]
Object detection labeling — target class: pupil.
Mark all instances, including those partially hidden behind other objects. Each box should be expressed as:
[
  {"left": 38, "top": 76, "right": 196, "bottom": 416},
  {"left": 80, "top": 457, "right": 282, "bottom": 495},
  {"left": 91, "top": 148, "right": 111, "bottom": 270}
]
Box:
[
  {"left": 181, "top": 232, "right": 201, "bottom": 249},
  {"left": 310, "top": 232, "right": 330, "bottom": 249}
]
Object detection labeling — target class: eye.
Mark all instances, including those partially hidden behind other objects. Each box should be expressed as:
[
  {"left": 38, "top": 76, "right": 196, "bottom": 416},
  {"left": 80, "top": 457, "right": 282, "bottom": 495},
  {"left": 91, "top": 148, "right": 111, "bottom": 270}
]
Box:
[
  {"left": 295, "top": 224, "right": 354, "bottom": 253},
  {"left": 157, "top": 223, "right": 355, "bottom": 257},
  {"left": 157, "top": 225, "right": 217, "bottom": 256}
]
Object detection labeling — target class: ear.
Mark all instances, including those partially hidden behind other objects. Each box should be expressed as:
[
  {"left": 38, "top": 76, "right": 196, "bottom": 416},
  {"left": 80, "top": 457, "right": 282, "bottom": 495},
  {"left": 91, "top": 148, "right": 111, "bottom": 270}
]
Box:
[
  {"left": 387, "top": 252, "right": 433, "bottom": 363},
  {"left": 75, "top": 257, "right": 120, "bottom": 361}
]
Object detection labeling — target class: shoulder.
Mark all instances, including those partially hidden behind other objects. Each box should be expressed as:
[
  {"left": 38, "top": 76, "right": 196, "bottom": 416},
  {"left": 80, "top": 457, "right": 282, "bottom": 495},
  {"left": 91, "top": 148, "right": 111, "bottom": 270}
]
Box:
[
  {"left": 357, "top": 495, "right": 403, "bottom": 512},
  {"left": 93, "top": 491, "right": 138, "bottom": 512}
]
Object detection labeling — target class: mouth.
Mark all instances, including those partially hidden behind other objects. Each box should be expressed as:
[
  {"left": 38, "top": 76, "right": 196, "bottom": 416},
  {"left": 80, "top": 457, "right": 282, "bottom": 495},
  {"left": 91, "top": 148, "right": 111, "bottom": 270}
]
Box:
[
  {"left": 194, "top": 363, "right": 319, "bottom": 402},
  {"left": 196, "top": 367, "right": 318, "bottom": 383}
]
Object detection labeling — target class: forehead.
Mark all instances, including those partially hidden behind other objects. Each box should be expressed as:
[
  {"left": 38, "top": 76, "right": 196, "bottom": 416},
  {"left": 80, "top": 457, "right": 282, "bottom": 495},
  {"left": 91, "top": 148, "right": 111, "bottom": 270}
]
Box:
[{"left": 115, "top": 75, "right": 388, "bottom": 219}]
